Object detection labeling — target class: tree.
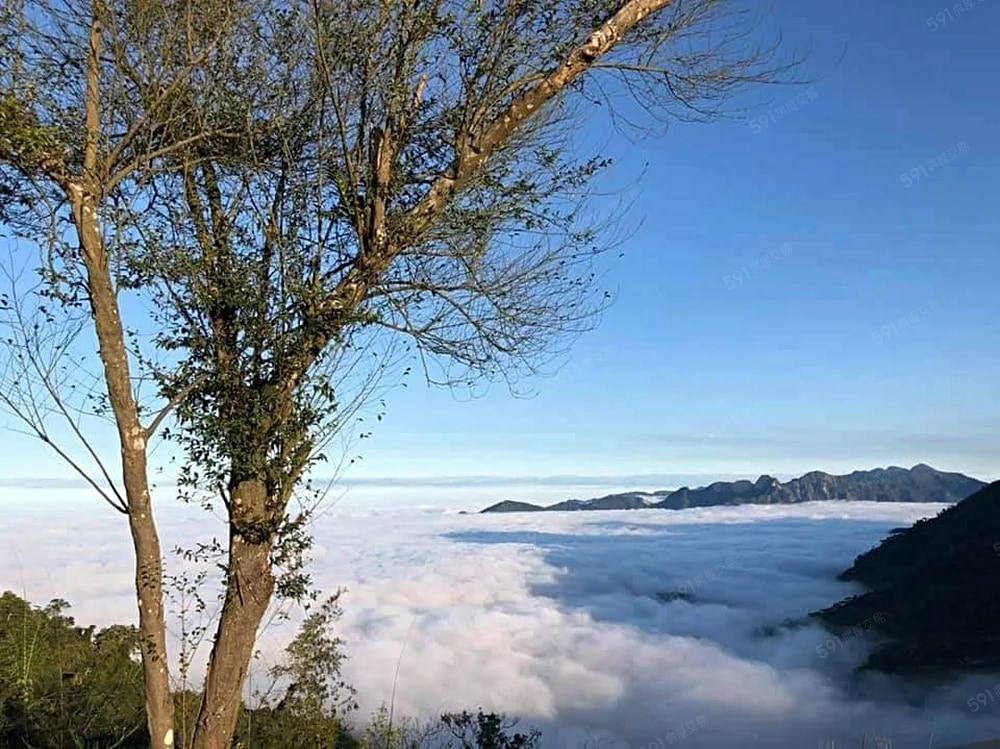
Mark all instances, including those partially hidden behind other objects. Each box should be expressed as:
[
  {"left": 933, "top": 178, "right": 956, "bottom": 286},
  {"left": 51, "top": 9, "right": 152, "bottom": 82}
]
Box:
[
  {"left": 235, "top": 591, "right": 358, "bottom": 749},
  {"left": 0, "top": 1, "right": 794, "bottom": 747},
  {"left": 439, "top": 710, "right": 541, "bottom": 749},
  {"left": 0, "top": 591, "right": 148, "bottom": 747}
]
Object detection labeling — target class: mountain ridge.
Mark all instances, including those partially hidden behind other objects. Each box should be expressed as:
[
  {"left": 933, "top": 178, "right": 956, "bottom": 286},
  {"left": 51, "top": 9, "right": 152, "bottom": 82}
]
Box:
[{"left": 479, "top": 464, "right": 986, "bottom": 513}]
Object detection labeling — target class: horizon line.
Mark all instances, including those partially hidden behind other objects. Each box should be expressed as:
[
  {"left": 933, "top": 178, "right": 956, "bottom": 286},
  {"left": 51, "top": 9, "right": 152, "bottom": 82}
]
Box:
[{"left": 0, "top": 463, "right": 993, "bottom": 492}]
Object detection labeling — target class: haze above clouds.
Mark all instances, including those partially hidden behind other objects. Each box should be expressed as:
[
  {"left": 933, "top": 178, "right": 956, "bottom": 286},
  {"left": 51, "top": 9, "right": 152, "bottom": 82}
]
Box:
[{"left": 2, "top": 491, "right": 999, "bottom": 748}]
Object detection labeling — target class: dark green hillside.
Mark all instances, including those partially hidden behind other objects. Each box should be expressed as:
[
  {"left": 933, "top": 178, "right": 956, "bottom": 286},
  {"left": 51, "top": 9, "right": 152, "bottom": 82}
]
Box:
[{"left": 814, "top": 481, "right": 1000, "bottom": 675}]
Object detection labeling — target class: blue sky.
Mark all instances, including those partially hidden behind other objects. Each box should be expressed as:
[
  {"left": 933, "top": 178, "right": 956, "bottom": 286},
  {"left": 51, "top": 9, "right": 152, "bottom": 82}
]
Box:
[
  {"left": 358, "top": 0, "right": 1000, "bottom": 484},
  {"left": 2, "top": 0, "right": 998, "bottom": 496}
]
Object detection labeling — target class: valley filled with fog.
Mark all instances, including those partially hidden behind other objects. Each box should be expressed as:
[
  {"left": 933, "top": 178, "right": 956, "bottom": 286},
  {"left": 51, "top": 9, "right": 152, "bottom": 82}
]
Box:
[{"left": 3, "top": 491, "right": 999, "bottom": 748}]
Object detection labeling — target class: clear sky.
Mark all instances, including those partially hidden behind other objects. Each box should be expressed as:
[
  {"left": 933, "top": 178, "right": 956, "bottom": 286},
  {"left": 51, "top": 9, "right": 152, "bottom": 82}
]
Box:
[
  {"left": 354, "top": 0, "right": 1000, "bottom": 484},
  {"left": 2, "top": 0, "right": 998, "bottom": 498}
]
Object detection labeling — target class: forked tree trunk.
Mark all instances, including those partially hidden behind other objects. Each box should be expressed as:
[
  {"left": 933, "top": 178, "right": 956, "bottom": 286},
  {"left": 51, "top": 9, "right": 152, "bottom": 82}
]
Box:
[
  {"left": 74, "top": 4, "right": 176, "bottom": 744},
  {"left": 72, "top": 189, "right": 176, "bottom": 747},
  {"left": 192, "top": 478, "right": 277, "bottom": 749}
]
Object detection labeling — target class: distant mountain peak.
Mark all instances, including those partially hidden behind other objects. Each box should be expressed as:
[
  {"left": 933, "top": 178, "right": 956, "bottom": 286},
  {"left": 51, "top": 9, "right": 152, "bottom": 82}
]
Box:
[{"left": 479, "top": 500, "right": 544, "bottom": 513}]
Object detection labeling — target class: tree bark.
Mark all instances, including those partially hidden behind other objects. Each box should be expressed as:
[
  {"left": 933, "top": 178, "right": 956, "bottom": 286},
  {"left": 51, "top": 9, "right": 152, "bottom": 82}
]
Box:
[
  {"left": 70, "top": 5, "right": 177, "bottom": 744},
  {"left": 125, "top": 480, "right": 177, "bottom": 749},
  {"left": 192, "top": 478, "right": 277, "bottom": 749},
  {"left": 71, "top": 187, "right": 176, "bottom": 747}
]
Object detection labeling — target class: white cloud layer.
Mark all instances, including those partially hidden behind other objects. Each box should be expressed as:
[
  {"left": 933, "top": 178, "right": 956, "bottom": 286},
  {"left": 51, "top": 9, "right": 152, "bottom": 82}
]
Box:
[{"left": 2, "top": 490, "right": 999, "bottom": 748}]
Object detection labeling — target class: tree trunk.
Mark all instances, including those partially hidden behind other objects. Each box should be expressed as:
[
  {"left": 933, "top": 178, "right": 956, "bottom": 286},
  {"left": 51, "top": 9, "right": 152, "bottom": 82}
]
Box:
[
  {"left": 125, "top": 485, "right": 176, "bottom": 749},
  {"left": 74, "top": 5, "right": 176, "bottom": 744},
  {"left": 71, "top": 189, "right": 176, "bottom": 747},
  {"left": 192, "top": 478, "right": 277, "bottom": 749}
]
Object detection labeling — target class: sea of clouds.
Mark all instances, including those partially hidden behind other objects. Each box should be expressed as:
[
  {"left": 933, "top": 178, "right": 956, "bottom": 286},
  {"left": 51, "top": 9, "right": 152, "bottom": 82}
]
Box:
[{"left": 2, "top": 489, "right": 1000, "bottom": 749}]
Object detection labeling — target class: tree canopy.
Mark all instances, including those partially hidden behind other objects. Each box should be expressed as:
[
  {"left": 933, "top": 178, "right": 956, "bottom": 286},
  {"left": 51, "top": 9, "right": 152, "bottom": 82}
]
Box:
[{"left": 1, "top": 1, "right": 795, "bottom": 745}]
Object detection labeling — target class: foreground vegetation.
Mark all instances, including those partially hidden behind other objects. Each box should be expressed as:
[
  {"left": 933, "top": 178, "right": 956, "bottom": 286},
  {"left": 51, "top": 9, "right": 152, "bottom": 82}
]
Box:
[{"left": 0, "top": 591, "right": 540, "bottom": 749}]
